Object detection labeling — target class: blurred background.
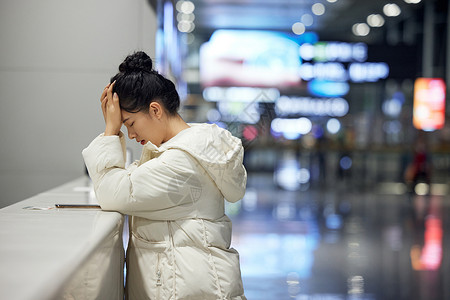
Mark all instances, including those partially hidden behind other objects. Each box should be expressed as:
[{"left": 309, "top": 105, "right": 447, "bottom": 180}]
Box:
[{"left": 1, "top": 0, "right": 449, "bottom": 299}]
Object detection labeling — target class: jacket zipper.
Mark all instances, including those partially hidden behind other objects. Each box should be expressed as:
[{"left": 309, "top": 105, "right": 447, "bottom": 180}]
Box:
[
  {"left": 156, "top": 270, "right": 162, "bottom": 286},
  {"left": 156, "top": 253, "right": 162, "bottom": 299}
]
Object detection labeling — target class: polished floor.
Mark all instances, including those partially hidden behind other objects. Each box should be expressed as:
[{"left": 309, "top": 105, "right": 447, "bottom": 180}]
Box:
[{"left": 228, "top": 173, "right": 450, "bottom": 300}]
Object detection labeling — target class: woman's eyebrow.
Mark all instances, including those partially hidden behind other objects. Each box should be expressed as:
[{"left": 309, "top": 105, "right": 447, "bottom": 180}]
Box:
[{"left": 122, "top": 117, "right": 130, "bottom": 124}]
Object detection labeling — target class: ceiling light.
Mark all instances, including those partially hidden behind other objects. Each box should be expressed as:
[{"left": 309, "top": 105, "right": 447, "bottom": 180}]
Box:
[
  {"left": 292, "top": 22, "right": 306, "bottom": 35},
  {"left": 177, "top": 0, "right": 195, "bottom": 14},
  {"left": 404, "top": 0, "right": 421, "bottom": 3},
  {"left": 327, "top": 0, "right": 338, "bottom": 3},
  {"left": 178, "top": 21, "right": 195, "bottom": 33},
  {"left": 327, "top": 118, "right": 341, "bottom": 134},
  {"left": 177, "top": 12, "right": 195, "bottom": 22},
  {"left": 352, "top": 23, "right": 370, "bottom": 36},
  {"left": 367, "top": 14, "right": 385, "bottom": 27},
  {"left": 301, "top": 14, "right": 314, "bottom": 27},
  {"left": 383, "top": 3, "right": 401, "bottom": 17},
  {"left": 312, "top": 3, "right": 325, "bottom": 16},
  {"left": 299, "top": 43, "right": 314, "bottom": 60}
]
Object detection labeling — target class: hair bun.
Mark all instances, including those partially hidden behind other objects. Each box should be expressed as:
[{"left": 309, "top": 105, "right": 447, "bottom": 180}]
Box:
[{"left": 119, "top": 51, "right": 153, "bottom": 73}]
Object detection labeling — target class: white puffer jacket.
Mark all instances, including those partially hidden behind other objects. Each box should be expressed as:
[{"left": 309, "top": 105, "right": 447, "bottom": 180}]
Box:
[{"left": 82, "top": 123, "right": 247, "bottom": 300}]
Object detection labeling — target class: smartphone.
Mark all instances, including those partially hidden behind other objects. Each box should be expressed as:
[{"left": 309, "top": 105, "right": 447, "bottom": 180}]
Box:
[{"left": 55, "top": 204, "right": 101, "bottom": 209}]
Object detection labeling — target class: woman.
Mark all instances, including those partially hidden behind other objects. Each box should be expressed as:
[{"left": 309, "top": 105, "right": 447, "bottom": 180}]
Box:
[{"left": 82, "top": 51, "right": 247, "bottom": 299}]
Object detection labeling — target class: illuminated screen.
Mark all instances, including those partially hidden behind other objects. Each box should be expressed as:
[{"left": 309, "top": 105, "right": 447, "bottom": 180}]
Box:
[
  {"left": 413, "top": 78, "right": 446, "bottom": 131},
  {"left": 199, "top": 30, "right": 305, "bottom": 88}
]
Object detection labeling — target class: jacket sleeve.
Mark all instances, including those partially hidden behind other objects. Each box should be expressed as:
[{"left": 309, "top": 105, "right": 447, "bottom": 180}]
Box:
[{"left": 82, "top": 132, "right": 200, "bottom": 215}]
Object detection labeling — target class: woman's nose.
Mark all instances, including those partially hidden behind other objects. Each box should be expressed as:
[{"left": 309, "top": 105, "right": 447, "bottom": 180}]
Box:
[{"left": 128, "top": 129, "right": 136, "bottom": 139}]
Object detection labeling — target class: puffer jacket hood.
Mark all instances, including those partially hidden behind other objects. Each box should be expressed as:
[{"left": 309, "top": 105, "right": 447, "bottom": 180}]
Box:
[{"left": 139, "top": 123, "right": 247, "bottom": 203}]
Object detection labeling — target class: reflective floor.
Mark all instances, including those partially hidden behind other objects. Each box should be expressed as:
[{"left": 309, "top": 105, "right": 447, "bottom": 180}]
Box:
[{"left": 228, "top": 173, "right": 450, "bottom": 300}]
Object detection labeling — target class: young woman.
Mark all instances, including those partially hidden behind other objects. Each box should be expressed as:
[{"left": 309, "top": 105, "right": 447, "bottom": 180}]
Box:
[{"left": 82, "top": 51, "right": 247, "bottom": 299}]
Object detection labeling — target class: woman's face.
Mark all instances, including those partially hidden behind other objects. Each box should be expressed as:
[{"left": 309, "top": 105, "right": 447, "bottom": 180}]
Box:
[{"left": 121, "top": 104, "right": 165, "bottom": 147}]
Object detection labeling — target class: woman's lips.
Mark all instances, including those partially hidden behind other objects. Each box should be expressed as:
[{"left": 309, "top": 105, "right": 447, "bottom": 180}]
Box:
[{"left": 140, "top": 140, "right": 145, "bottom": 145}]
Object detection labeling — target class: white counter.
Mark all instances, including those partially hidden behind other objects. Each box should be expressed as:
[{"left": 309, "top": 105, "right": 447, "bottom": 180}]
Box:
[{"left": 0, "top": 176, "right": 124, "bottom": 300}]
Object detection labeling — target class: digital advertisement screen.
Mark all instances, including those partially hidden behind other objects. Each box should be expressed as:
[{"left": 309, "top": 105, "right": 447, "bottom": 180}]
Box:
[
  {"left": 413, "top": 78, "right": 446, "bottom": 131},
  {"left": 199, "top": 30, "right": 304, "bottom": 88}
]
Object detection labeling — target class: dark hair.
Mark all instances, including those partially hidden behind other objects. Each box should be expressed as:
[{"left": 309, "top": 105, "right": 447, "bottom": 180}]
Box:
[{"left": 110, "top": 51, "right": 180, "bottom": 115}]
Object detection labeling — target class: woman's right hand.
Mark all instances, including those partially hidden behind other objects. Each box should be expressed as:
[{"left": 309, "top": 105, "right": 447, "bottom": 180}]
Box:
[
  {"left": 100, "top": 82, "right": 122, "bottom": 136},
  {"left": 100, "top": 83, "right": 111, "bottom": 123}
]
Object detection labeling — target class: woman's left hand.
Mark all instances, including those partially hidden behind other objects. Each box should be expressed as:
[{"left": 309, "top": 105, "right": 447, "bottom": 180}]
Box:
[{"left": 101, "top": 81, "right": 122, "bottom": 136}]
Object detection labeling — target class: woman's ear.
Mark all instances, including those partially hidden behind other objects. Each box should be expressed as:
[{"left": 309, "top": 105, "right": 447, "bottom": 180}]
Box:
[{"left": 149, "top": 102, "right": 163, "bottom": 120}]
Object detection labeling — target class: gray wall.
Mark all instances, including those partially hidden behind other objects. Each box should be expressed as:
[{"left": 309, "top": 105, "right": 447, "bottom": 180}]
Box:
[{"left": 0, "top": 0, "right": 157, "bottom": 208}]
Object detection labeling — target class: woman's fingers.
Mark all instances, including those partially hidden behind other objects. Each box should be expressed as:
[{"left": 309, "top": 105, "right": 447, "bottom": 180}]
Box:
[
  {"left": 100, "top": 82, "right": 114, "bottom": 122},
  {"left": 101, "top": 97, "right": 107, "bottom": 111},
  {"left": 106, "top": 81, "right": 119, "bottom": 112},
  {"left": 106, "top": 81, "right": 115, "bottom": 102},
  {"left": 103, "top": 81, "right": 122, "bottom": 136},
  {"left": 100, "top": 83, "right": 110, "bottom": 103},
  {"left": 101, "top": 96, "right": 108, "bottom": 121}
]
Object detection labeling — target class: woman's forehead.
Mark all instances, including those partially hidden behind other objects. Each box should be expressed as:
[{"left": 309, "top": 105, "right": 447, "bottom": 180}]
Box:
[
  {"left": 121, "top": 110, "right": 134, "bottom": 123},
  {"left": 121, "top": 110, "right": 147, "bottom": 122}
]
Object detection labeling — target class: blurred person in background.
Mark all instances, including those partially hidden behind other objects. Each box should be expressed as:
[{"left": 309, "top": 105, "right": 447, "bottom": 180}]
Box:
[{"left": 404, "top": 135, "right": 432, "bottom": 193}]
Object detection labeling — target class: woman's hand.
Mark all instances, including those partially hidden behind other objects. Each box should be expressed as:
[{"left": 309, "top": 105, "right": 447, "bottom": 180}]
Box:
[{"left": 100, "top": 81, "right": 122, "bottom": 136}]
